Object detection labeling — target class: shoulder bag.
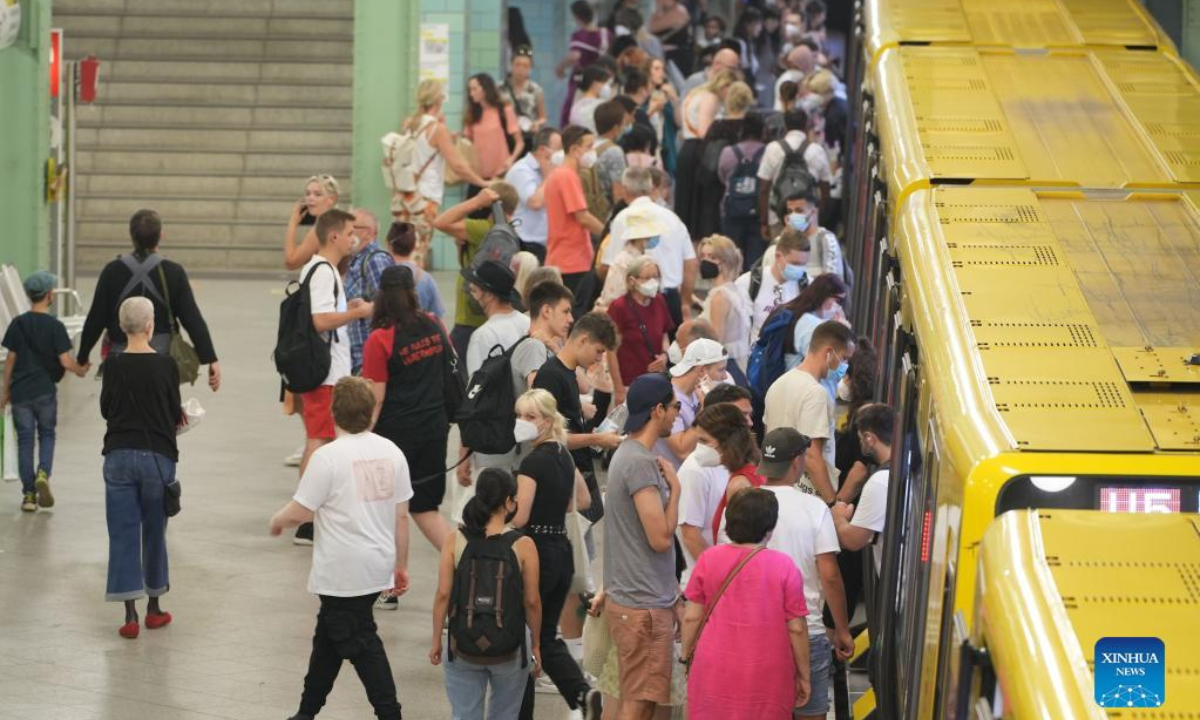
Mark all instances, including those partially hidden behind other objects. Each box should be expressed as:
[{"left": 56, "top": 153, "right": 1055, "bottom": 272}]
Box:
[
  {"left": 156, "top": 265, "right": 202, "bottom": 385},
  {"left": 681, "top": 546, "right": 764, "bottom": 676}
]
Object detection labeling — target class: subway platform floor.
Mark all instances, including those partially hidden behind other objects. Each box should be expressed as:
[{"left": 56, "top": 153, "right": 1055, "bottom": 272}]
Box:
[
  {"left": 1, "top": 272, "right": 863, "bottom": 719},
  {"left": 0, "top": 274, "right": 573, "bottom": 720}
]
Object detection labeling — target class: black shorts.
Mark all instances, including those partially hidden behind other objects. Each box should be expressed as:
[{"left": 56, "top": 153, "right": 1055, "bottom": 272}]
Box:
[{"left": 394, "top": 432, "right": 450, "bottom": 514}]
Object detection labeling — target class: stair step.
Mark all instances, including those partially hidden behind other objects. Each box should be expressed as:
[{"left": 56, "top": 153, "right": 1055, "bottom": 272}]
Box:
[
  {"left": 96, "top": 80, "right": 351, "bottom": 106},
  {"left": 52, "top": 14, "right": 352, "bottom": 38},
  {"left": 78, "top": 218, "right": 296, "bottom": 245},
  {"left": 61, "top": 37, "right": 351, "bottom": 62},
  {"left": 77, "top": 149, "right": 352, "bottom": 175},
  {"left": 77, "top": 103, "right": 351, "bottom": 128},
  {"left": 75, "top": 245, "right": 285, "bottom": 273},
  {"left": 79, "top": 196, "right": 347, "bottom": 223},
  {"left": 102, "top": 59, "right": 352, "bottom": 84},
  {"left": 76, "top": 126, "right": 351, "bottom": 152},
  {"left": 54, "top": 0, "right": 353, "bottom": 19},
  {"left": 76, "top": 174, "right": 353, "bottom": 199}
]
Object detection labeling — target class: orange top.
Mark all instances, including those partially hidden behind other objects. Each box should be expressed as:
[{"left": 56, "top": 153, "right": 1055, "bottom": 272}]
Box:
[
  {"left": 464, "top": 105, "right": 521, "bottom": 179},
  {"left": 544, "top": 166, "right": 594, "bottom": 274}
]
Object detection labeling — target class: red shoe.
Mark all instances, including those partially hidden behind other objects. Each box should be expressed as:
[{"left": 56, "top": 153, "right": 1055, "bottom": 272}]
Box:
[
  {"left": 119, "top": 621, "right": 140, "bottom": 639},
  {"left": 146, "top": 612, "right": 172, "bottom": 630}
]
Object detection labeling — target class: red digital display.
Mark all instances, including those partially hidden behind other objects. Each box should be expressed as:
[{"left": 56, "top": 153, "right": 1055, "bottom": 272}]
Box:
[{"left": 1099, "top": 487, "right": 1181, "bottom": 514}]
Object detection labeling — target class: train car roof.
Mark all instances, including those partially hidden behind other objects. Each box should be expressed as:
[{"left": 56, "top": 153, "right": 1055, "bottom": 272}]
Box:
[
  {"left": 897, "top": 187, "right": 1200, "bottom": 455},
  {"left": 863, "top": 0, "right": 1174, "bottom": 62},
  {"left": 976, "top": 510, "right": 1199, "bottom": 718},
  {"left": 874, "top": 47, "right": 1200, "bottom": 205}
]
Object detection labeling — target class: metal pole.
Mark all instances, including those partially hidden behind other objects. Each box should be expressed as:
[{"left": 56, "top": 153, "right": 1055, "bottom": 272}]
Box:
[{"left": 65, "top": 60, "right": 77, "bottom": 314}]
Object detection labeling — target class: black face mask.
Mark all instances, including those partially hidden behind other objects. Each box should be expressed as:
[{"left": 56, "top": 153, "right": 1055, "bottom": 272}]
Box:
[
  {"left": 699, "top": 259, "right": 720, "bottom": 280},
  {"left": 466, "top": 293, "right": 485, "bottom": 316}
]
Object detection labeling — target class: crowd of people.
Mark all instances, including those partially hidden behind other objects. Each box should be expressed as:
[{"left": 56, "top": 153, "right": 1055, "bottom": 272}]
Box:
[{"left": 0, "top": 2, "right": 900, "bottom": 719}]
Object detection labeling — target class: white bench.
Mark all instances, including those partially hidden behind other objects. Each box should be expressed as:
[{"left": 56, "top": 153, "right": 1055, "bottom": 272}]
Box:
[{"left": 0, "top": 264, "right": 88, "bottom": 366}]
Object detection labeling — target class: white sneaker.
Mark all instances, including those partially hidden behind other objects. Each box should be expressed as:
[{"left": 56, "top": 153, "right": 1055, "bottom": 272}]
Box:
[
  {"left": 284, "top": 446, "right": 304, "bottom": 467},
  {"left": 534, "top": 675, "right": 558, "bottom": 694},
  {"left": 566, "top": 710, "right": 583, "bottom": 720}
]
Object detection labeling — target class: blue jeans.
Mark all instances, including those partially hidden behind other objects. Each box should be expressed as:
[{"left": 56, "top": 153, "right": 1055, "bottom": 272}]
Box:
[
  {"left": 12, "top": 393, "right": 57, "bottom": 494},
  {"left": 795, "top": 634, "right": 832, "bottom": 717},
  {"left": 443, "top": 634, "right": 530, "bottom": 720},
  {"left": 103, "top": 449, "right": 174, "bottom": 601}
]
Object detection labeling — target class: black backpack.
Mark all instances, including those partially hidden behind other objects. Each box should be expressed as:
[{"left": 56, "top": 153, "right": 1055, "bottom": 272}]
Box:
[
  {"left": 273, "top": 261, "right": 339, "bottom": 395},
  {"left": 769, "top": 139, "right": 815, "bottom": 214},
  {"left": 455, "top": 336, "right": 532, "bottom": 454},
  {"left": 448, "top": 530, "right": 528, "bottom": 664},
  {"left": 462, "top": 202, "right": 521, "bottom": 276},
  {"left": 724, "top": 144, "right": 764, "bottom": 221}
]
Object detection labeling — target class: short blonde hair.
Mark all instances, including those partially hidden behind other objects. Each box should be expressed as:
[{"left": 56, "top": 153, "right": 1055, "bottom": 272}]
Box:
[
  {"left": 806, "top": 69, "right": 835, "bottom": 97},
  {"left": 305, "top": 174, "right": 340, "bottom": 199},
  {"left": 515, "top": 389, "right": 568, "bottom": 445},
  {"left": 698, "top": 234, "right": 743, "bottom": 275},
  {"left": 702, "top": 68, "right": 739, "bottom": 98},
  {"left": 724, "top": 82, "right": 754, "bottom": 115},
  {"left": 523, "top": 266, "right": 562, "bottom": 300},
  {"left": 118, "top": 296, "right": 154, "bottom": 335},
  {"left": 332, "top": 377, "right": 376, "bottom": 434}
]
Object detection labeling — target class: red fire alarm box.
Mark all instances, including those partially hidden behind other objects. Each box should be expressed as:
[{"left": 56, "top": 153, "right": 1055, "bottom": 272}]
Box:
[
  {"left": 49, "top": 29, "right": 61, "bottom": 97},
  {"left": 79, "top": 54, "right": 100, "bottom": 103}
]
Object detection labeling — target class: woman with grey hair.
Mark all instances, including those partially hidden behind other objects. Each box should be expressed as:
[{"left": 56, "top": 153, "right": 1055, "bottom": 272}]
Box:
[{"left": 100, "top": 297, "right": 182, "bottom": 639}]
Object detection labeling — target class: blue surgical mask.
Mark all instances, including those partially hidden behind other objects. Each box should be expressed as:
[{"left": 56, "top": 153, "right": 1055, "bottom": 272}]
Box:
[
  {"left": 782, "top": 263, "right": 807, "bottom": 282},
  {"left": 788, "top": 212, "right": 809, "bottom": 232},
  {"left": 832, "top": 361, "right": 849, "bottom": 381},
  {"left": 645, "top": 235, "right": 661, "bottom": 250}
]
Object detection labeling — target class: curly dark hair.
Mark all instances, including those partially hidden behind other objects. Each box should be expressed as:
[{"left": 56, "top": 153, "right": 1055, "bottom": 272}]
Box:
[
  {"left": 845, "top": 336, "right": 878, "bottom": 418},
  {"left": 695, "top": 402, "right": 759, "bottom": 471}
]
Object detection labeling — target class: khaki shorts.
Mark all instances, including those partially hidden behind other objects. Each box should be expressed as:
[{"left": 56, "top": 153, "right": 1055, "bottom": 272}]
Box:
[{"left": 605, "top": 599, "right": 675, "bottom": 705}]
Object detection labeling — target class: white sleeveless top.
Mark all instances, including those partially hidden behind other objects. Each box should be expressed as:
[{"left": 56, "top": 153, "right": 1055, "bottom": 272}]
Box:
[
  {"left": 681, "top": 90, "right": 707, "bottom": 140},
  {"left": 412, "top": 115, "right": 447, "bottom": 205},
  {"left": 702, "top": 282, "right": 754, "bottom": 370}
]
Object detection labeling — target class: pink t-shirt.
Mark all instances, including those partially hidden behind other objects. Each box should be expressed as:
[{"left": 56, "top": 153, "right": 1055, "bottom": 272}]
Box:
[
  {"left": 685, "top": 545, "right": 807, "bottom": 720},
  {"left": 544, "top": 165, "right": 593, "bottom": 274},
  {"left": 464, "top": 105, "right": 521, "bottom": 179}
]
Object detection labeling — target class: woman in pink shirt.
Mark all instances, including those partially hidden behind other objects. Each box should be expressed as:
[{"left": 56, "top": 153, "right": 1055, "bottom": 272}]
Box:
[
  {"left": 682, "top": 488, "right": 812, "bottom": 720},
  {"left": 463, "top": 73, "right": 524, "bottom": 195}
]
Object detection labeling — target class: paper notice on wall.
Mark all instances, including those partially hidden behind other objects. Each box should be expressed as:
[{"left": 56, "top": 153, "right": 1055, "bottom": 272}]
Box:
[{"left": 420, "top": 23, "right": 450, "bottom": 84}]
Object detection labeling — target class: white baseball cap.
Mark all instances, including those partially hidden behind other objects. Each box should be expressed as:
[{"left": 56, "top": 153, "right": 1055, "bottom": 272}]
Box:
[{"left": 669, "top": 338, "right": 728, "bottom": 377}]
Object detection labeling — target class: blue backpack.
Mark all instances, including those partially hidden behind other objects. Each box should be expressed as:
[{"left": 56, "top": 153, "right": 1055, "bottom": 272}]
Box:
[{"left": 747, "top": 308, "right": 795, "bottom": 398}]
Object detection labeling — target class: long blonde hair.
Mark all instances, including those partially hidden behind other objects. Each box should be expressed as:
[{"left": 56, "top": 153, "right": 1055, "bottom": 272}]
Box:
[
  {"left": 510, "top": 251, "right": 540, "bottom": 304},
  {"left": 404, "top": 79, "right": 445, "bottom": 133},
  {"left": 701, "top": 68, "right": 738, "bottom": 98},
  {"left": 516, "top": 389, "right": 569, "bottom": 445}
]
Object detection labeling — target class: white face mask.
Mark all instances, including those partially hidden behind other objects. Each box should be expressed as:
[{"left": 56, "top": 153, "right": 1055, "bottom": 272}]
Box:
[
  {"left": 598, "top": 83, "right": 614, "bottom": 100},
  {"left": 692, "top": 443, "right": 722, "bottom": 468},
  {"left": 580, "top": 150, "right": 598, "bottom": 169},
  {"left": 349, "top": 235, "right": 361, "bottom": 252},
  {"left": 837, "top": 376, "right": 852, "bottom": 402},
  {"left": 667, "top": 340, "right": 683, "bottom": 365},
  {"left": 636, "top": 279, "right": 660, "bottom": 297},
  {"left": 550, "top": 149, "right": 565, "bottom": 167},
  {"left": 513, "top": 418, "right": 540, "bottom": 444}
]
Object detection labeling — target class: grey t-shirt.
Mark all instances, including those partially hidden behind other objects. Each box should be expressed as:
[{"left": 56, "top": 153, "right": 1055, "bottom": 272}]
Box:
[
  {"left": 603, "top": 439, "right": 677, "bottom": 609},
  {"left": 510, "top": 337, "right": 555, "bottom": 396}
]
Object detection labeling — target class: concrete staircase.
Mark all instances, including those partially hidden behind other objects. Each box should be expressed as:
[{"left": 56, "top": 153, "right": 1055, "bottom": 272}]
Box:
[{"left": 53, "top": 0, "right": 354, "bottom": 273}]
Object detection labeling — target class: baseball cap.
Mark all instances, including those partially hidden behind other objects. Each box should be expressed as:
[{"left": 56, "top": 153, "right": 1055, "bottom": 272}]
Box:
[
  {"left": 623, "top": 373, "right": 675, "bottom": 434},
  {"left": 669, "top": 338, "right": 728, "bottom": 377},
  {"left": 23, "top": 271, "right": 56, "bottom": 299},
  {"left": 460, "top": 259, "right": 517, "bottom": 301},
  {"left": 756, "top": 427, "right": 811, "bottom": 478}
]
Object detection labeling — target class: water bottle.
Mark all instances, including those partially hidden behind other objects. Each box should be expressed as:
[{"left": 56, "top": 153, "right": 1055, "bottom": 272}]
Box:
[{"left": 596, "top": 403, "right": 628, "bottom": 434}]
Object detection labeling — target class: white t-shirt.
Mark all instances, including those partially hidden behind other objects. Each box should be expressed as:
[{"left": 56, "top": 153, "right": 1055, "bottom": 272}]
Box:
[
  {"left": 603, "top": 197, "right": 695, "bottom": 290},
  {"left": 763, "top": 485, "right": 840, "bottom": 636},
  {"left": 756, "top": 131, "right": 834, "bottom": 225},
  {"left": 735, "top": 264, "right": 803, "bottom": 342},
  {"left": 301, "top": 256, "right": 351, "bottom": 386},
  {"left": 676, "top": 451, "right": 730, "bottom": 585},
  {"left": 808, "top": 228, "right": 844, "bottom": 281},
  {"left": 570, "top": 96, "right": 603, "bottom": 133},
  {"left": 466, "top": 310, "right": 531, "bottom": 470},
  {"left": 294, "top": 432, "right": 414, "bottom": 596},
  {"left": 466, "top": 310, "right": 531, "bottom": 376},
  {"left": 852, "top": 468, "right": 890, "bottom": 575},
  {"left": 763, "top": 369, "right": 837, "bottom": 496},
  {"left": 773, "top": 69, "right": 806, "bottom": 111}
]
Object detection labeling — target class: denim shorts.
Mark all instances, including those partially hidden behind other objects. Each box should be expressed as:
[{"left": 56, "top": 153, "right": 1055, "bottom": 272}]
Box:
[{"left": 795, "top": 633, "right": 832, "bottom": 716}]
